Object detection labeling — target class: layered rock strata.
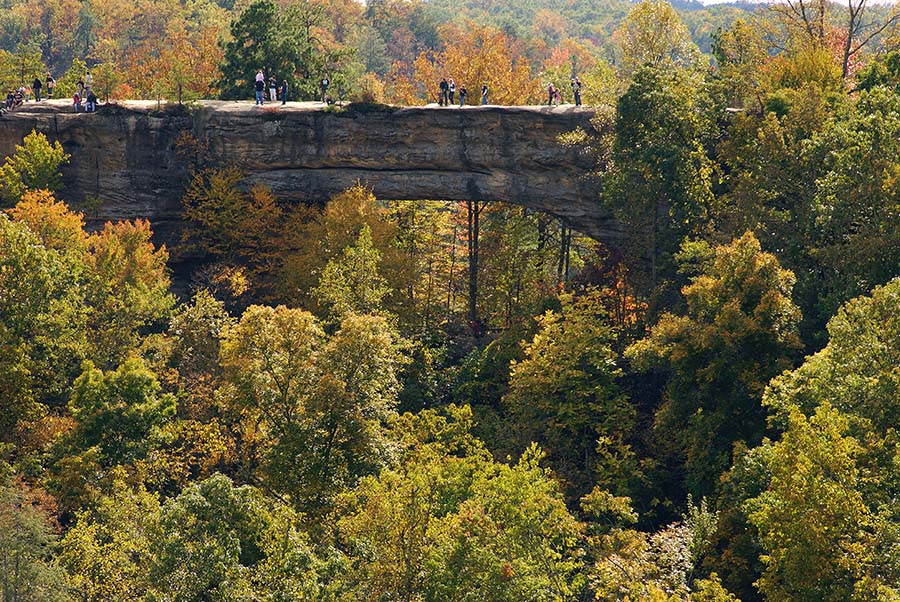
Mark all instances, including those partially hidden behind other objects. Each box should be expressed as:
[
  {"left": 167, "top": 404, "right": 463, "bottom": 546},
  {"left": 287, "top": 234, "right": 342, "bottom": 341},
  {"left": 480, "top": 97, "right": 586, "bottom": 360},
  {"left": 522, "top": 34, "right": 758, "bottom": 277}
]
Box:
[{"left": 0, "top": 101, "right": 616, "bottom": 245}]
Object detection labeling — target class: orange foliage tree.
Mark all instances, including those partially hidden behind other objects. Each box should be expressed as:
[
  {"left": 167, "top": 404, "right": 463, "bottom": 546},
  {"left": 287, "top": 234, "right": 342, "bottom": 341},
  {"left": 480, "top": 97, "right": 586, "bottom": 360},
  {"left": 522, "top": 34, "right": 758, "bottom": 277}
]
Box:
[{"left": 412, "top": 21, "right": 540, "bottom": 105}]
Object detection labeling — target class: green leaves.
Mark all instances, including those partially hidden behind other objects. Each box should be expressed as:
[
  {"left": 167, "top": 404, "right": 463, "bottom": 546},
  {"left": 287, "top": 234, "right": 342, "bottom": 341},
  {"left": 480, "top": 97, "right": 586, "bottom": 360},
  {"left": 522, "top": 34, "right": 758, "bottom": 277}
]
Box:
[
  {"left": 337, "top": 409, "right": 584, "bottom": 602},
  {"left": 219, "top": 306, "right": 404, "bottom": 515},
  {"left": 627, "top": 232, "right": 801, "bottom": 496},
  {"left": 69, "top": 359, "right": 177, "bottom": 466},
  {"left": 312, "top": 224, "right": 390, "bottom": 324},
  {"left": 0, "top": 131, "right": 70, "bottom": 206},
  {"left": 504, "top": 288, "right": 634, "bottom": 500}
]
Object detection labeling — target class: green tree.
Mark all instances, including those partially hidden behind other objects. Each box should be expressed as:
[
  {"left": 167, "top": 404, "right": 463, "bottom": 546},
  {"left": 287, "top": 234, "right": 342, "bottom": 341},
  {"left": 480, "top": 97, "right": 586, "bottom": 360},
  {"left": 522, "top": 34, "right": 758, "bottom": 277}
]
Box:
[
  {"left": 217, "top": 0, "right": 348, "bottom": 101},
  {"left": 627, "top": 232, "right": 802, "bottom": 497},
  {"left": 59, "top": 473, "right": 160, "bottom": 602},
  {"left": 800, "top": 86, "right": 900, "bottom": 325},
  {"left": 219, "top": 306, "right": 404, "bottom": 515},
  {"left": 746, "top": 404, "right": 881, "bottom": 602},
  {"left": 0, "top": 130, "right": 70, "bottom": 205},
  {"left": 0, "top": 468, "right": 69, "bottom": 602},
  {"left": 337, "top": 406, "right": 584, "bottom": 602},
  {"left": 606, "top": 65, "right": 714, "bottom": 303},
  {"left": 68, "top": 358, "right": 177, "bottom": 466},
  {"left": 0, "top": 41, "right": 43, "bottom": 92},
  {"left": 589, "top": 495, "right": 731, "bottom": 600},
  {"left": 504, "top": 288, "right": 635, "bottom": 501},
  {"left": 312, "top": 224, "right": 390, "bottom": 323},
  {"left": 0, "top": 206, "right": 86, "bottom": 426},
  {"left": 83, "top": 219, "right": 175, "bottom": 368},
  {"left": 61, "top": 472, "right": 323, "bottom": 601},
  {"left": 710, "top": 19, "right": 768, "bottom": 110},
  {"left": 616, "top": 0, "right": 702, "bottom": 76},
  {"left": 743, "top": 277, "right": 900, "bottom": 599}
]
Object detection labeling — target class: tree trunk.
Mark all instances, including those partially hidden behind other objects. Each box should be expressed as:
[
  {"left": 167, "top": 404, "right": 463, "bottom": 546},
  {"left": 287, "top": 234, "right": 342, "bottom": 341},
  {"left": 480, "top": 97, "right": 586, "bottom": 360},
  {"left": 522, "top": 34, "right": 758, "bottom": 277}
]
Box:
[{"left": 466, "top": 200, "right": 480, "bottom": 327}]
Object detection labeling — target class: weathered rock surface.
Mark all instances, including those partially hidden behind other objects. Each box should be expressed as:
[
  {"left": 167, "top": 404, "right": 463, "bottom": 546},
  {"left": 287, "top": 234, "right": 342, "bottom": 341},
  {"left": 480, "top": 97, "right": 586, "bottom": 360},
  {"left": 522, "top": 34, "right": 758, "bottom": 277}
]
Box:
[{"left": 0, "top": 100, "right": 616, "bottom": 246}]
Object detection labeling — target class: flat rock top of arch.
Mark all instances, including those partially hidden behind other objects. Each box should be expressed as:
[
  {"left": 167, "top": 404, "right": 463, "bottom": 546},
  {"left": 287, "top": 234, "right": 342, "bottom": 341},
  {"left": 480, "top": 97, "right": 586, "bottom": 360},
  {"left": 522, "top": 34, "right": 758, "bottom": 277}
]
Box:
[{"left": 4, "top": 98, "right": 599, "bottom": 118}]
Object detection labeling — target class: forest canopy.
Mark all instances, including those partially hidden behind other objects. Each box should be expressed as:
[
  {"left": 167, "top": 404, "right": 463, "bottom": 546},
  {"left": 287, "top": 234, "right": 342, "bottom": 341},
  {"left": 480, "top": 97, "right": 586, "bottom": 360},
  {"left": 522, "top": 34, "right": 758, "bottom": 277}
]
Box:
[{"left": 6, "top": 0, "right": 900, "bottom": 600}]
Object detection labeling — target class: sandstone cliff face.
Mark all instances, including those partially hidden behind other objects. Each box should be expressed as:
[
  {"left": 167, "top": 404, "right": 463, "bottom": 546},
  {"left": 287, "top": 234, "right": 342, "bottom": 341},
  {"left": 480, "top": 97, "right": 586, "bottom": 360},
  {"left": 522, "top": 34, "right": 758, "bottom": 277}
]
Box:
[{"left": 0, "top": 101, "right": 615, "bottom": 245}]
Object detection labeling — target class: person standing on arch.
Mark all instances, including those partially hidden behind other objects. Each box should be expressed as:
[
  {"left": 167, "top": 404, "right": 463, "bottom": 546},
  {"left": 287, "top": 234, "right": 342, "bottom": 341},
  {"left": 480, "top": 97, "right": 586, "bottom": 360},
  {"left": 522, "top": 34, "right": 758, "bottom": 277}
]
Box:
[
  {"left": 255, "top": 69, "right": 265, "bottom": 105},
  {"left": 481, "top": 83, "right": 488, "bottom": 105},
  {"left": 448, "top": 78, "right": 456, "bottom": 105},
  {"left": 46, "top": 74, "right": 55, "bottom": 98},
  {"left": 439, "top": 77, "right": 448, "bottom": 106},
  {"left": 458, "top": 84, "right": 467, "bottom": 107},
  {"left": 571, "top": 77, "right": 582, "bottom": 107},
  {"left": 547, "top": 82, "right": 556, "bottom": 106},
  {"left": 32, "top": 76, "right": 42, "bottom": 101},
  {"left": 320, "top": 76, "right": 329, "bottom": 102},
  {"left": 281, "top": 79, "right": 289, "bottom": 105},
  {"left": 268, "top": 75, "right": 277, "bottom": 102}
]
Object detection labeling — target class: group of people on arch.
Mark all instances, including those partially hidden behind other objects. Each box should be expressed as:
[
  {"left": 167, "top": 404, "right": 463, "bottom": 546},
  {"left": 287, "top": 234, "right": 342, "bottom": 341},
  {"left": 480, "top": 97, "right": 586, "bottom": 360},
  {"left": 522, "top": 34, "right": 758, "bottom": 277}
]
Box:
[{"left": 436, "top": 76, "right": 583, "bottom": 107}]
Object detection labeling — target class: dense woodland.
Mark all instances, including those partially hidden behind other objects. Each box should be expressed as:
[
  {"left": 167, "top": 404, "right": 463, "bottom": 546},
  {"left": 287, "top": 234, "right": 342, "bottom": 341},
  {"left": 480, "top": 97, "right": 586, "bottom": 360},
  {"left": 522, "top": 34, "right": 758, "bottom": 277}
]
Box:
[{"left": 6, "top": 0, "right": 900, "bottom": 600}]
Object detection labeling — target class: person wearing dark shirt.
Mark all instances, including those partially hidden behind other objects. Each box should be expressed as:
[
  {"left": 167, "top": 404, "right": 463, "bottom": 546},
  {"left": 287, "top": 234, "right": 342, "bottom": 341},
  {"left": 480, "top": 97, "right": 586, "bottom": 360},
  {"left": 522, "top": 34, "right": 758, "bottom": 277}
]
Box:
[
  {"left": 571, "top": 78, "right": 582, "bottom": 107},
  {"left": 32, "top": 77, "right": 42, "bottom": 101},
  {"left": 255, "top": 77, "right": 265, "bottom": 105},
  {"left": 86, "top": 90, "right": 98, "bottom": 112},
  {"left": 439, "top": 78, "right": 449, "bottom": 106}
]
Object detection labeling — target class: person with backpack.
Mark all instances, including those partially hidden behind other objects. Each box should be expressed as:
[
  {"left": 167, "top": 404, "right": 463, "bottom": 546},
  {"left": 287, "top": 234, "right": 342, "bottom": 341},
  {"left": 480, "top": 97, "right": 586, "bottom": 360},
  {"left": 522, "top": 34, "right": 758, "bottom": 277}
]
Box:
[
  {"left": 458, "top": 85, "right": 467, "bottom": 107},
  {"left": 255, "top": 70, "right": 265, "bottom": 105},
  {"left": 547, "top": 83, "right": 556, "bottom": 106},
  {"left": 439, "top": 78, "right": 449, "bottom": 106},
  {"left": 46, "top": 74, "right": 55, "bottom": 98},
  {"left": 481, "top": 83, "right": 488, "bottom": 105},
  {"left": 32, "top": 77, "right": 42, "bottom": 101},
  {"left": 448, "top": 79, "right": 456, "bottom": 105}
]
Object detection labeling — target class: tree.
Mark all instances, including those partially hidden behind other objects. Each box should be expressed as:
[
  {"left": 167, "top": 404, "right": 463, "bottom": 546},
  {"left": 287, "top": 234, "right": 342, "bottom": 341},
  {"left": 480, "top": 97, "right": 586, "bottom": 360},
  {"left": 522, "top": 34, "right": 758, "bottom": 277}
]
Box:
[
  {"left": 746, "top": 404, "right": 886, "bottom": 601},
  {"left": 0, "top": 206, "right": 87, "bottom": 423},
  {"left": 61, "top": 472, "right": 322, "bottom": 601},
  {"left": 767, "top": 0, "right": 900, "bottom": 78},
  {"left": 84, "top": 219, "right": 174, "bottom": 367},
  {"left": 68, "top": 358, "right": 177, "bottom": 466},
  {"left": 0, "top": 130, "right": 70, "bottom": 205},
  {"left": 312, "top": 224, "right": 390, "bottom": 323},
  {"left": 606, "top": 65, "right": 714, "bottom": 302},
  {"left": 799, "top": 86, "right": 900, "bottom": 324},
  {"left": 710, "top": 19, "right": 768, "bottom": 110},
  {"left": 59, "top": 473, "right": 160, "bottom": 602},
  {"left": 0, "top": 469, "right": 69, "bottom": 602},
  {"left": 589, "top": 495, "right": 731, "bottom": 600},
  {"left": 217, "top": 0, "right": 347, "bottom": 101},
  {"left": 742, "top": 277, "right": 900, "bottom": 598},
  {"left": 627, "top": 232, "right": 802, "bottom": 497},
  {"left": 616, "top": 0, "right": 702, "bottom": 76},
  {"left": 337, "top": 406, "right": 584, "bottom": 602},
  {"left": 412, "top": 20, "right": 540, "bottom": 105},
  {"left": 0, "top": 41, "right": 43, "bottom": 91},
  {"left": 504, "top": 289, "right": 635, "bottom": 501},
  {"left": 219, "top": 306, "right": 404, "bottom": 515}
]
